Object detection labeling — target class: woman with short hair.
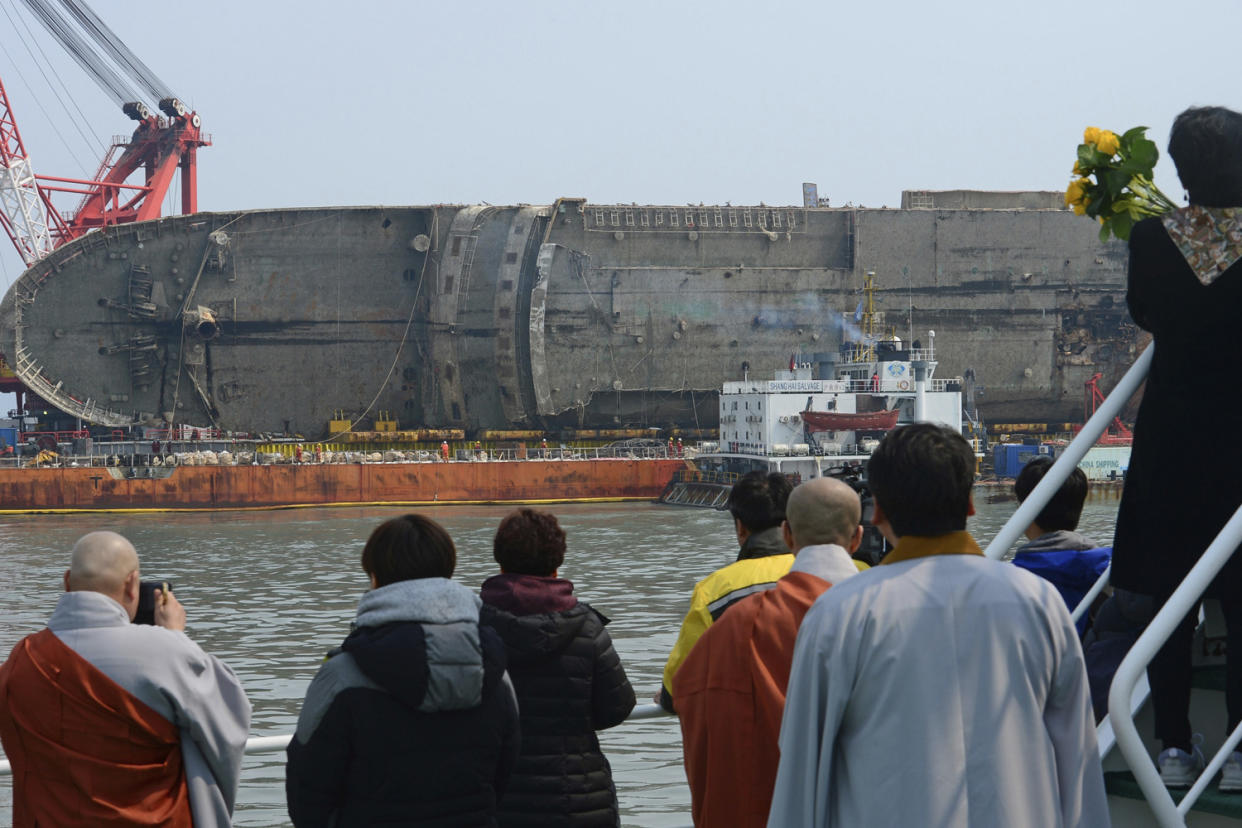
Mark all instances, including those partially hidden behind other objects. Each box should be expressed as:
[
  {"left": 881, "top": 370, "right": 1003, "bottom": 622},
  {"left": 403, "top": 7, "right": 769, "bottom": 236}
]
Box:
[
  {"left": 286, "top": 514, "right": 520, "bottom": 826},
  {"left": 480, "top": 508, "right": 636, "bottom": 827}
]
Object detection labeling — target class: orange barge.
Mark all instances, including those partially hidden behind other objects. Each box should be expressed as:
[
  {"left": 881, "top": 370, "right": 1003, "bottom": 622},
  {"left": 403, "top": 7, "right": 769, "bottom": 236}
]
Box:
[{"left": 0, "top": 458, "right": 690, "bottom": 513}]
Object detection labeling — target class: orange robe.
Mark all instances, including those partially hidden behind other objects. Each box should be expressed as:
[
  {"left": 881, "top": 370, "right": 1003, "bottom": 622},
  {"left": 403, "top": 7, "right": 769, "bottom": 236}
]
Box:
[
  {"left": 0, "top": 628, "right": 193, "bottom": 827},
  {"left": 674, "top": 570, "right": 832, "bottom": 828}
]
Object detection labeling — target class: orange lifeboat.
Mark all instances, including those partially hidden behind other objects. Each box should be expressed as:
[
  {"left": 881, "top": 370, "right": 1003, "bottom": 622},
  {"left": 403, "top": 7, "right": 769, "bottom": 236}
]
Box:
[{"left": 801, "top": 408, "right": 900, "bottom": 432}]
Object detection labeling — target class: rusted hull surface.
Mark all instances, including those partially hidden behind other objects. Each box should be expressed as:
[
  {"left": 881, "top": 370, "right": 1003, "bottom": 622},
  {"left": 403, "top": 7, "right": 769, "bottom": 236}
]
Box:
[{"left": 0, "top": 459, "right": 688, "bottom": 512}]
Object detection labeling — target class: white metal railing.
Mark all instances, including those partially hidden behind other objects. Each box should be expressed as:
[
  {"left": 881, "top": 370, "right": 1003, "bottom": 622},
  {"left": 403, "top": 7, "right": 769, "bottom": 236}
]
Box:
[
  {"left": 982, "top": 344, "right": 1152, "bottom": 560},
  {"left": 0, "top": 703, "right": 674, "bottom": 775},
  {"left": 0, "top": 445, "right": 681, "bottom": 469},
  {"left": 1109, "top": 506, "right": 1242, "bottom": 826},
  {"left": 982, "top": 342, "right": 1139, "bottom": 761},
  {"left": 1072, "top": 564, "right": 1112, "bottom": 626},
  {"left": 0, "top": 703, "right": 686, "bottom": 826},
  {"left": 1058, "top": 559, "right": 1155, "bottom": 763},
  {"left": 984, "top": 340, "right": 1242, "bottom": 826},
  {"left": 836, "top": 377, "right": 948, "bottom": 393}
]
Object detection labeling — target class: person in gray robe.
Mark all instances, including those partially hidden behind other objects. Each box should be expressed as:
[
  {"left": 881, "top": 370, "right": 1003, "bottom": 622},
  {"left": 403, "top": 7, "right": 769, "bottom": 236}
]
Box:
[
  {"left": 768, "top": 424, "right": 1109, "bottom": 828},
  {"left": 0, "top": 530, "right": 251, "bottom": 826}
]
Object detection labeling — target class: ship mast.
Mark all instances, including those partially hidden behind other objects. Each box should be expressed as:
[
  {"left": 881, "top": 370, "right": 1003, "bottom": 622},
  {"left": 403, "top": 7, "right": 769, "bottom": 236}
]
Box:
[{"left": 851, "top": 270, "right": 881, "bottom": 363}]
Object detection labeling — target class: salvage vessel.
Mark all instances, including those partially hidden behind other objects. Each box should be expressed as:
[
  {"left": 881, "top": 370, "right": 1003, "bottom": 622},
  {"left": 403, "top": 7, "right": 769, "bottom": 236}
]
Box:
[
  {"left": 659, "top": 275, "right": 967, "bottom": 513},
  {"left": 1, "top": 191, "right": 1141, "bottom": 441}
]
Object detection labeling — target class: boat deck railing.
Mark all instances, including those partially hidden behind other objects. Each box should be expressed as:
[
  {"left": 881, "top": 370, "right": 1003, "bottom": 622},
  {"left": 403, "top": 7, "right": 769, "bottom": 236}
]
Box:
[
  {"left": 0, "top": 444, "right": 685, "bottom": 469},
  {"left": 834, "top": 376, "right": 959, "bottom": 393},
  {"left": 0, "top": 705, "right": 687, "bottom": 825},
  {"left": 709, "top": 443, "right": 872, "bottom": 459},
  {"left": 987, "top": 342, "right": 1242, "bottom": 827},
  {"left": 666, "top": 469, "right": 739, "bottom": 485}
]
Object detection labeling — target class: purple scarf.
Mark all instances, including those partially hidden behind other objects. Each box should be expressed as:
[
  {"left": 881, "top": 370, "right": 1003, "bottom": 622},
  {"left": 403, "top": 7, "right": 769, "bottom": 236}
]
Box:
[{"left": 480, "top": 573, "right": 578, "bottom": 614}]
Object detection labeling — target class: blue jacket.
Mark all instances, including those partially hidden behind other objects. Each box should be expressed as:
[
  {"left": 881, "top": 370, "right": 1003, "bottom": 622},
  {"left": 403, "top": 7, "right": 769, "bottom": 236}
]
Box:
[{"left": 1013, "top": 531, "right": 1110, "bottom": 635}]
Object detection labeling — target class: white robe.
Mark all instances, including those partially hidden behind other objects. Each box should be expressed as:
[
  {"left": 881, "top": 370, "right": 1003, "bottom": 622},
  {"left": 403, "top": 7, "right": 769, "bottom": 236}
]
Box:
[
  {"left": 49, "top": 591, "right": 252, "bottom": 827},
  {"left": 768, "top": 550, "right": 1109, "bottom": 828}
]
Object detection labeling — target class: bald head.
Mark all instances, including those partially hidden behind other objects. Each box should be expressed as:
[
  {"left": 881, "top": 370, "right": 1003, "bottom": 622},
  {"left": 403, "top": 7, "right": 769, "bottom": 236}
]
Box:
[
  {"left": 67, "top": 531, "right": 139, "bottom": 599},
  {"left": 784, "top": 478, "right": 862, "bottom": 552}
]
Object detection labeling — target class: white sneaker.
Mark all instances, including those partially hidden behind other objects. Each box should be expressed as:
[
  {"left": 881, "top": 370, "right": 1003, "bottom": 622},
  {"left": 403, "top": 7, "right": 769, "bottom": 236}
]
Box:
[
  {"left": 1221, "top": 751, "right": 1242, "bottom": 793},
  {"left": 1159, "top": 740, "right": 1206, "bottom": 789}
]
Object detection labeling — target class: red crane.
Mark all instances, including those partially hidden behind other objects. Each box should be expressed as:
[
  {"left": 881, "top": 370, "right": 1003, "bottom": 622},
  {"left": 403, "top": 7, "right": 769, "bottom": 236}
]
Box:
[
  {"left": 27, "top": 97, "right": 207, "bottom": 248},
  {"left": 0, "top": 0, "right": 207, "bottom": 411},
  {"left": 1082, "top": 371, "right": 1133, "bottom": 445},
  {"left": 0, "top": 4, "right": 207, "bottom": 266}
]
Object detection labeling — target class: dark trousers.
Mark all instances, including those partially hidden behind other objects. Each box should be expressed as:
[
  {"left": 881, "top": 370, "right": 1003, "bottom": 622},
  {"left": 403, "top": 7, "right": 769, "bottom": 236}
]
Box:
[{"left": 1149, "top": 597, "right": 1242, "bottom": 752}]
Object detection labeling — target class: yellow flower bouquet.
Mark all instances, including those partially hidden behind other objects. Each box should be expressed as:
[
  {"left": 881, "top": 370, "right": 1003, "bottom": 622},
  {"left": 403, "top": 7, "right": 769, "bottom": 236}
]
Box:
[{"left": 1065, "top": 126, "right": 1178, "bottom": 241}]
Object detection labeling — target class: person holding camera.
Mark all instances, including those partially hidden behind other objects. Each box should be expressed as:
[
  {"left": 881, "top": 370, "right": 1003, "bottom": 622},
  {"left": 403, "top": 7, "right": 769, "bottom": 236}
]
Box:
[{"left": 0, "top": 530, "right": 251, "bottom": 827}]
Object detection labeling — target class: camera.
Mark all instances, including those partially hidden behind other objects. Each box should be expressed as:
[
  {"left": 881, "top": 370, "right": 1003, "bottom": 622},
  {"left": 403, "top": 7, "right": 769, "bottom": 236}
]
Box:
[
  {"left": 133, "top": 580, "right": 173, "bottom": 625},
  {"left": 822, "top": 465, "right": 889, "bottom": 566}
]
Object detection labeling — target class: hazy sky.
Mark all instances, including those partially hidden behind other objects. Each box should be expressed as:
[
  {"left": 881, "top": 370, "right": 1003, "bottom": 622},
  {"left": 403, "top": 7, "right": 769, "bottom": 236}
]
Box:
[{"left": 1, "top": 0, "right": 1240, "bottom": 288}]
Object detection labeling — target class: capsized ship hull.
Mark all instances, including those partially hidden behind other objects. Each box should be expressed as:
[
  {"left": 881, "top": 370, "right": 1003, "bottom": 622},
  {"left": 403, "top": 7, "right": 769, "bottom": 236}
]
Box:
[
  {"left": 0, "top": 457, "right": 688, "bottom": 512},
  {"left": 1, "top": 194, "right": 1140, "bottom": 439}
]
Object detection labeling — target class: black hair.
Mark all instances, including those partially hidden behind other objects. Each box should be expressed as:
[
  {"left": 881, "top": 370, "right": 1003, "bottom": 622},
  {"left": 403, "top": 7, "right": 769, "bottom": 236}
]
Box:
[
  {"left": 726, "top": 470, "right": 793, "bottom": 533},
  {"left": 1013, "top": 456, "right": 1088, "bottom": 533},
  {"left": 1168, "top": 106, "right": 1242, "bottom": 207},
  {"left": 867, "top": 423, "right": 975, "bottom": 537},
  {"left": 361, "top": 514, "right": 456, "bottom": 587},
  {"left": 493, "top": 508, "right": 566, "bottom": 576}
]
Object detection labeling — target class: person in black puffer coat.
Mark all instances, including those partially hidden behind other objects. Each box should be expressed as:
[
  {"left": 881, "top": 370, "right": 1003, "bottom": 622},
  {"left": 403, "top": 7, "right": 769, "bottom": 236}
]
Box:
[
  {"left": 286, "top": 514, "right": 521, "bottom": 827},
  {"left": 480, "top": 508, "right": 636, "bottom": 828}
]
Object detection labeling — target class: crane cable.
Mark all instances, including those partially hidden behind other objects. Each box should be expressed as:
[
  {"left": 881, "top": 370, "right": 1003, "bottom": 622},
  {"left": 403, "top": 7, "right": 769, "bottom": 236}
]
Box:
[
  {"left": 1, "top": 0, "right": 103, "bottom": 161},
  {"left": 0, "top": 0, "right": 99, "bottom": 174},
  {"left": 18, "top": 0, "right": 146, "bottom": 109},
  {"left": 58, "top": 0, "right": 175, "bottom": 103}
]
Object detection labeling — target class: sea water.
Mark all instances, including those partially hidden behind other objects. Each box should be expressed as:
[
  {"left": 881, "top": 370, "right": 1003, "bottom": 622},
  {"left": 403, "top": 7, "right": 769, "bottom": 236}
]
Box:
[{"left": 0, "top": 495, "right": 1121, "bottom": 826}]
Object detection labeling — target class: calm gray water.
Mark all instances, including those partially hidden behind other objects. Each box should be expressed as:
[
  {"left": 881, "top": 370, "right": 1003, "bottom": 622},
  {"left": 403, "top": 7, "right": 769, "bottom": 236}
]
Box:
[{"left": 0, "top": 492, "right": 1122, "bottom": 826}]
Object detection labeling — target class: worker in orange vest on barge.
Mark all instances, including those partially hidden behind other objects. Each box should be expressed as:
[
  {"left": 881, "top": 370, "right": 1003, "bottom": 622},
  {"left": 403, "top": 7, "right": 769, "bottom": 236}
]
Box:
[{"left": 0, "top": 531, "right": 251, "bottom": 827}]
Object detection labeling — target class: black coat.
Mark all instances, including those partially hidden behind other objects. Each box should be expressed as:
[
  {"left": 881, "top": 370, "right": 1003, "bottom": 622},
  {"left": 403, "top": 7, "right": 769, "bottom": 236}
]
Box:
[
  {"left": 480, "top": 574, "right": 636, "bottom": 828},
  {"left": 287, "top": 579, "right": 521, "bottom": 828},
  {"left": 1112, "top": 216, "right": 1242, "bottom": 597}
]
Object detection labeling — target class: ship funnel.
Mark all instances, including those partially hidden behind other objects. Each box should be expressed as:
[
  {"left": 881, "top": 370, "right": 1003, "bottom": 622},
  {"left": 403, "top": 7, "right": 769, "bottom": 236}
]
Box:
[
  {"left": 184, "top": 306, "right": 219, "bottom": 341},
  {"left": 812, "top": 351, "right": 838, "bottom": 381},
  {"left": 912, "top": 361, "right": 929, "bottom": 422}
]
